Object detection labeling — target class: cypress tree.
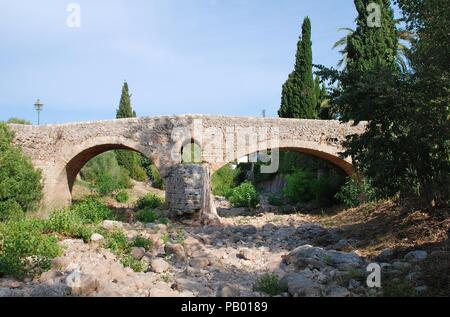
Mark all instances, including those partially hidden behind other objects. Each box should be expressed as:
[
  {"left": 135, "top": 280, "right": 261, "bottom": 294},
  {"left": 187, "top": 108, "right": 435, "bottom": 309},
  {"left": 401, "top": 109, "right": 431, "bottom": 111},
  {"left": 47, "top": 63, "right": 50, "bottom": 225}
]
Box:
[
  {"left": 115, "top": 82, "right": 146, "bottom": 181},
  {"left": 279, "top": 17, "right": 317, "bottom": 119},
  {"left": 346, "top": 0, "right": 398, "bottom": 74}
]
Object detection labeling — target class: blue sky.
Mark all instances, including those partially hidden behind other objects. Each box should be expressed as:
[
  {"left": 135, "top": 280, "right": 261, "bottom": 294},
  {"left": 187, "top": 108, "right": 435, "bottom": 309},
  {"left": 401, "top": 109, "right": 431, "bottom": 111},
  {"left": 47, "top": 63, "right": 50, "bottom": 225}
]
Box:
[{"left": 1, "top": 1, "right": 374, "bottom": 124}]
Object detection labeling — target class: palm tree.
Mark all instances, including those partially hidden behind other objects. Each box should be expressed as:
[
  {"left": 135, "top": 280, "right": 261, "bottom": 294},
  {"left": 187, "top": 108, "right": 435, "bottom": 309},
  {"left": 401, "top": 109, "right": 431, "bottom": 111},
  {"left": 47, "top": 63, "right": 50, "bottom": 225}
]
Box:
[{"left": 333, "top": 21, "right": 414, "bottom": 71}]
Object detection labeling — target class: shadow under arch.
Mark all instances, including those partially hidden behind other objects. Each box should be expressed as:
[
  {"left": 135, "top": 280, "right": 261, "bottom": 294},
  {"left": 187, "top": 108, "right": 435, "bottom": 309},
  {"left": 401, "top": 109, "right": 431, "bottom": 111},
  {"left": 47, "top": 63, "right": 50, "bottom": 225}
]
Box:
[{"left": 212, "top": 146, "right": 354, "bottom": 176}]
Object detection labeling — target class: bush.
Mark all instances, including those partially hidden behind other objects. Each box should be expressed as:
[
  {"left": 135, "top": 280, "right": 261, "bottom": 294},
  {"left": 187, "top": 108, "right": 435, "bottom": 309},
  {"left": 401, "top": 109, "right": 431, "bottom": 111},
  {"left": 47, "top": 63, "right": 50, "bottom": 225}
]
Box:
[
  {"left": 131, "top": 165, "right": 147, "bottom": 182},
  {"left": 0, "top": 123, "right": 43, "bottom": 217},
  {"left": 283, "top": 169, "right": 316, "bottom": 203},
  {"left": 44, "top": 208, "right": 92, "bottom": 242},
  {"left": 136, "top": 209, "right": 159, "bottom": 223},
  {"left": 0, "top": 200, "right": 25, "bottom": 222},
  {"left": 268, "top": 193, "right": 285, "bottom": 206},
  {"left": 228, "top": 181, "right": 260, "bottom": 208},
  {"left": 120, "top": 255, "right": 145, "bottom": 272},
  {"left": 254, "top": 273, "right": 287, "bottom": 296},
  {"left": 105, "top": 230, "right": 130, "bottom": 255},
  {"left": 131, "top": 235, "right": 153, "bottom": 250},
  {"left": 212, "top": 164, "right": 240, "bottom": 197},
  {"left": 313, "top": 174, "right": 345, "bottom": 207},
  {"left": 335, "top": 176, "right": 376, "bottom": 208},
  {"left": 0, "top": 219, "right": 61, "bottom": 279},
  {"left": 136, "top": 193, "right": 164, "bottom": 210},
  {"left": 150, "top": 165, "right": 164, "bottom": 189},
  {"left": 115, "top": 191, "right": 129, "bottom": 203},
  {"left": 71, "top": 197, "right": 113, "bottom": 223},
  {"left": 80, "top": 151, "right": 131, "bottom": 196}
]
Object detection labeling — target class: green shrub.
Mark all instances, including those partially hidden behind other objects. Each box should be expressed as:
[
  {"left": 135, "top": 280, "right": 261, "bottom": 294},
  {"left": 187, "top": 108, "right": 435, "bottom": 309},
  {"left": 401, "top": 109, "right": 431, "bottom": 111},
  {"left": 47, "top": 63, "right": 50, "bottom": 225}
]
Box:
[
  {"left": 335, "top": 176, "right": 376, "bottom": 208},
  {"left": 268, "top": 193, "right": 285, "bottom": 206},
  {"left": 131, "top": 235, "right": 153, "bottom": 250},
  {"left": 313, "top": 174, "right": 345, "bottom": 207},
  {"left": 44, "top": 208, "right": 93, "bottom": 242},
  {"left": 0, "top": 200, "right": 25, "bottom": 222},
  {"left": 136, "top": 209, "right": 159, "bottom": 223},
  {"left": 80, "top": 151, "right": 131, "bottom": 196},
  {"left": 229, "top": 181, "right": 260, "bottom": 208},
  {"left": 105, "top": 230, "right": 130, "bottom": 255},
  {"left": 71, "top": 197, "right": 113, "bottom": 223},
  {"left": 150, "top": 165, "right": 164, "bottom": 189},
  {"left": 131, "top": 165, "right": 147, "bottom": 182},
  {"left": 254, "top": 273, "right": 287, "bottom": 296},
  {"left": 136, "top": 193, "right": 164, "bottom": 210},
  {"left": 0, "top": 123, "right": 43, "bottom": 217},
  {"left": 120, "top": 255, "right": 145, "bottom": 272},
  {"left": 283, "top": 169, "right": 316, "bottom": 203},
  {"left": 212, "top": 164, "right": 240, "bottom": 197},
  {"left": 115, "top": 191, "right": 129, "bottom": 203},
  {"left": 6, "top": 117, "right": 31, "bottom": 125},
  {"left": 0, "top": 219, "right": 61, "bottom": 279}
]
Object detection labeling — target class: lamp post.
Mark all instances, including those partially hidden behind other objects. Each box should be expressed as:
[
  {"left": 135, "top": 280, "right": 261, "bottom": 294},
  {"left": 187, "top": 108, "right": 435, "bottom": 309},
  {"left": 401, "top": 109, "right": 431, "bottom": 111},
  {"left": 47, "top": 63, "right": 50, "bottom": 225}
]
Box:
[{"left": 34, "top": 99, "right": 43, "bottom": 125}]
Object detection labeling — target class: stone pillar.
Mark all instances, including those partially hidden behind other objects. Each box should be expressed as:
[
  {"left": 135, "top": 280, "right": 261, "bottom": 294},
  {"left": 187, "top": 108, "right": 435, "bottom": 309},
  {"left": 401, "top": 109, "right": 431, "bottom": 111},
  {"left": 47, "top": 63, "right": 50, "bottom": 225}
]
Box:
[{"left": 165, "top": 164, "right": 221, "bottom": 226}]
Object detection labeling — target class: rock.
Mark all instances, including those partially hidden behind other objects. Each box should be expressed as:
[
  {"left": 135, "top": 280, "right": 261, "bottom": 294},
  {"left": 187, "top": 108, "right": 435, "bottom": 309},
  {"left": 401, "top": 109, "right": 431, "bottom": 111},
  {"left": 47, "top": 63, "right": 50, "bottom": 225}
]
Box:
[
  {"left": 238, "top": 248, "right": 257, "bottom": 261},
  {"left": 0, "top": 288, "right": 23, "bottom": 297},
  {"left": 101, "top": 220, "right": 123, "bottom": 231},
  {"left": 377, "top": 248, "right": 394, "bottom": 261},
  {"left": 392, "top": 261, "right": 412, "bottom": 270},
  {"left": 415, "top": 286, "right": 428, "bottom": 295},
  {"left": 65, "top": 271, "right": 98, "bottom": 296},
  {"left": 285, "top": 245, "right": 363, "bottom": 270},
  {"left": 130, "top": 247, "right": 145, "bottom": 260},
  {"left": 39, "top": 270, "right": 65, "bottom": 286},
  {"left": 280, "top": 272, "right": 322, "bottom": 297},
  {"left": 404, "top": 250, "right": 428, "bottom": 262},
  {"left": 90, "top": 233, "right": 104, "bottom": 242},
  {"left": 149, "top": 282, "right": 178, "bottom": 297},
  {"left": 175, "top": 278, "right": 211, "bottom": 296},
  {"left": 326, "top": 285, "right": 351, "bottom": 297},
  {"left": 406, "top": 271, "right": 422, "bottom": 284},
  {"left": 236, "top": 225, "right": 257, "bottom": 235},
  {"left": 262, "top": 223, "right": 277, "bottom": 232},
  {"left": 296, "top": 224, "right": 328, "bottom": 240},
  {"left": 30, "top": 284, "right": 71, "bottom": 297},
  {"left": 51, "top": 257, "right": 71, "bottom": 270},
  {"left": 165, "top": 243, "right": 186, "bottom": 261},
  {"left": 150, "top": 258, "right": 170, "bottom": 273},
  {"left": 189, "top": 257, "right": 210, "bottom": 269},
  {"left": 217, "top": 285, "right": 241, "bottom": 297},
  {"left": 332, "top": 239, "right": 351, "bottom": 251}
]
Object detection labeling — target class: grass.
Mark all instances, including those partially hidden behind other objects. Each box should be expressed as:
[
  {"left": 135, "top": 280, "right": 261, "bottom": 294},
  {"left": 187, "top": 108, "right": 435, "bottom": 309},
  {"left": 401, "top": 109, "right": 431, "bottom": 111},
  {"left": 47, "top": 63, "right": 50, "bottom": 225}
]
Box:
[
  {"left": 254, "top": 273, "right": 288, "bottom": 296},
  {"left": 131, "top": 235, "right": 153, "bottom": 250}
]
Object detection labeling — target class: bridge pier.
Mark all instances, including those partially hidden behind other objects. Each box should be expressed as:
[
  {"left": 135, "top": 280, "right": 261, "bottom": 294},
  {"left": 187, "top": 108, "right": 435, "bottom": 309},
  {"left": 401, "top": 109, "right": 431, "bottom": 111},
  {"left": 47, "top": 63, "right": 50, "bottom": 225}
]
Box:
[{"left": 165, "top": 163, "right": 221, "bottom": 226}]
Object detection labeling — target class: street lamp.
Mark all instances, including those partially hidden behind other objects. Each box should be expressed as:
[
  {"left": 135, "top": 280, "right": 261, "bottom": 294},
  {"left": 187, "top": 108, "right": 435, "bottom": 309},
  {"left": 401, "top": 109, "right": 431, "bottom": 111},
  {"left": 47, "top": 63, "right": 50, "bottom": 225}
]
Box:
[{"left": 34, "top": 99, "right": 43, "bottom": 125}]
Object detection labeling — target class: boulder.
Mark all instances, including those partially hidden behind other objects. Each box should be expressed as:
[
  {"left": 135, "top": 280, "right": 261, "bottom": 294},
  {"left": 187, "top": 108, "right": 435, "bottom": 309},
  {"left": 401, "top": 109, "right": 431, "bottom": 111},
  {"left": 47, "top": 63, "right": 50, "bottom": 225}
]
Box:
[
  {"left": 189, "top": 257, "right": 210, "bottom": 269},
  {"left": 280, "top": 272, "right": 322, "bottom": 297},
  {"left": 326, "top": 285, "right": 351, "bottom": 297},
  {"left": 238, "top": 248, "right": 258, "bottom": 261},
  {"left": 30, "top": 284, "right": 71, "bottom": 297},
  {"left": 130, "top": 247, "right": 145, "bottom": 260},
  {"left": 165, "top": 243, "right": 186, "bottom": 261},
  {"left": 404, "top": 250, "right": 428, "bottom": 262},
  {"left": 217, "top": 284, "right": 241, "bottom": 297},
  {"left": 150, "top": 258, "right": 170, "bottom": 273},
  {"left": 101, "top": 220, "right": 123, "bottom": 231},
  {"left": 65, "top": 271, "right": 98, "bottom": 296},
  {"left": 90, "top": 233, "right": 104, "bottom": 242},
  {"left": 149, "top": 282, "right": 179, "bottom": 297}
]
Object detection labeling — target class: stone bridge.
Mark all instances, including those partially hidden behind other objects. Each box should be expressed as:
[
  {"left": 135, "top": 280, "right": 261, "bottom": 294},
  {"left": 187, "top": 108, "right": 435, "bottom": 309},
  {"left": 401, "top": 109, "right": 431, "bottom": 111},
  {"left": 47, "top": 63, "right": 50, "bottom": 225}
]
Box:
[{"left": 10, "top": 115, "right": 366, "bottom": 222}]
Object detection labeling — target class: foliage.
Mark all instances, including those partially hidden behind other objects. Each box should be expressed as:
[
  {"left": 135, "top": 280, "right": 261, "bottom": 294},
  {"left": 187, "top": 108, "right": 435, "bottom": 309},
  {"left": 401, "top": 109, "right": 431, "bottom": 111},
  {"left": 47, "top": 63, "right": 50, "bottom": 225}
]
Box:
[
  {"left": 136, "top": 193, "right": 165, "bottom": 210},
  {"left": 279, "top": 17, "right": 317, "bottom": 119},
  {"left": 283, "top": 169, "right": 316, "bottom": 203},
  {"left": 316, "top": 0, "right": 449, "bottom": 206},
  {"left": 212, "top": 164, "right": 240, "bottom": 197},
  {"left": 6, "top": 118, "right": 31, "bottom": 125},
  {"left": 228, "top": 181, "right": 260, "bottom": 208},
  {"left": 115, "top": 191, "right": 129, "bottom": 203},
  {"left": 44, "top": 208, "right": 92, "bottom": 242},
  {"left": 335, "top": 176, "right": 376, "bottom": 208},
  {"left": 0, "top": 219, "right": 61, "bottom": 279},
  {"left": 254, "top": 274, "right": 288, "bottom": 296},
  {"left": 0, "top": 200, "right": 25, "bottom": 222},
  {"left": 70, "top": 197, "right": 113, "bottom": 224},
  {"left": 120, "top": 255, "right": 145, "bottom": 272},
  {"left": 0, "top": 123, "right": 43, "bottom": 218},
  {"left": 268, "top": 193, "right": 285, "bottom": 206},
  {"left": 131, "top": 235, "right": 153, "bottom": 250},
  {"left": 80, "top": 151, "right": 131, "bottom": 196},
  {"left": 105, "top": 230, "right": 130, "bottom": 254},
  {"left": 136, "top": 209, "right": 159, "bottom": 223},
  {"left": 150, "top": 165, "right": 164, "bottom": 189},
  {"left": 313, "top": 173, "right": 345, "bottom": 207},
  {"left": 181, "top": 142, "right": 202, "bottom": 164}
]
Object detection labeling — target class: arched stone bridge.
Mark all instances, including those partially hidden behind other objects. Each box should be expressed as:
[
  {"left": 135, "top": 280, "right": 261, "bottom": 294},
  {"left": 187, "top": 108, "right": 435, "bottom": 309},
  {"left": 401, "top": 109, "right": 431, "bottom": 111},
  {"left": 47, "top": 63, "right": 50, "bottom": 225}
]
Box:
[{"left": 10, "top": 115, "right": 366, "bottom": 222}]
